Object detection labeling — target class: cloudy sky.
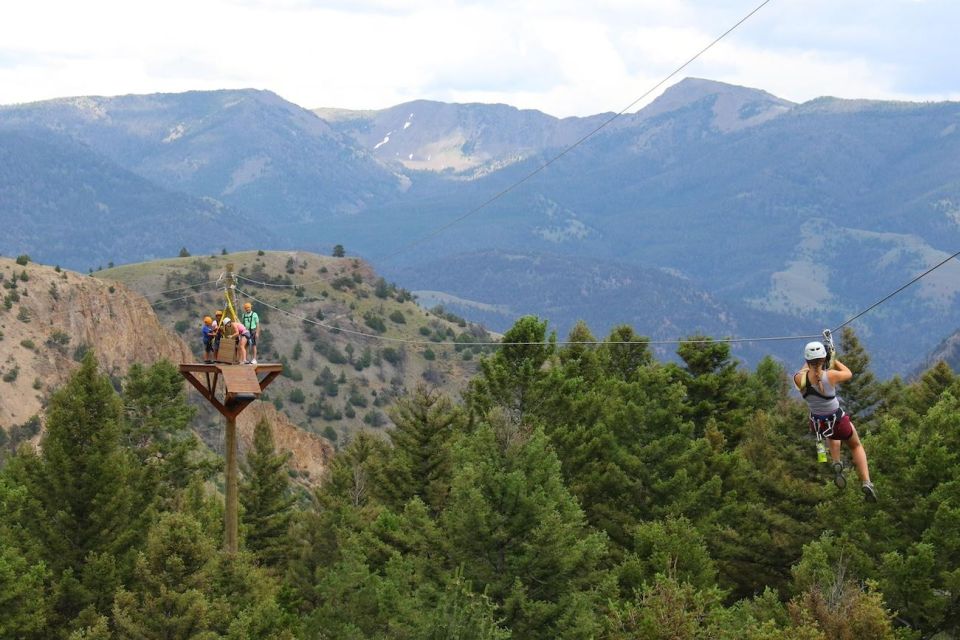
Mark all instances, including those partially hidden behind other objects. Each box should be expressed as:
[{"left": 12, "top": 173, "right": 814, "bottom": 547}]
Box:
[{"left": 0, "top": 0, "right": 956, "bottom": 116}]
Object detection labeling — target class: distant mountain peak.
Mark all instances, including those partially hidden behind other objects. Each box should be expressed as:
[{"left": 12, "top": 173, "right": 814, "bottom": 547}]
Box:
[{"left": 640, "top": 77, "right": 795, "bottom": 132}]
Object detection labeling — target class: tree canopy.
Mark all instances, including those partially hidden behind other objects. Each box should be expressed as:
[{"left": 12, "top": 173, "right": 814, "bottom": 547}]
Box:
[{"left": 1, "top": 324, "right": 957, "bottom": 638}]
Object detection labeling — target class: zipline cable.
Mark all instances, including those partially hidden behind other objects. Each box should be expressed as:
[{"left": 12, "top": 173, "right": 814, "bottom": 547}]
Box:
[
  {"left": 237, "top": 288, "right": 820, "bottom": 347},
  {"left": 832, "top": 248, "right": 960, "bottom": 332},
  {"left": 375, "top": 0, "right": 776, "bottom": 263},
  {"left": 239, "top": 243, "right": 959, "bottom": 349},
  {"left": 223, "top": 0, "right": 776, "bottom": 292},
  {"left": 147, "top": 286, "right": 221, "bottom": 306},
  {"left": 133, "top": 279, "right": 220, "bottom": 298}
]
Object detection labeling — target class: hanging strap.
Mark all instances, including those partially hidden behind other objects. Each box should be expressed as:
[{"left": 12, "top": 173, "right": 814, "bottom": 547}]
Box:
[
  {"left": 822, "top": 329, "right": 837, "bottom": 370},
  {"left": 810, "top": 408, "right": 843, "bottom": 438}
]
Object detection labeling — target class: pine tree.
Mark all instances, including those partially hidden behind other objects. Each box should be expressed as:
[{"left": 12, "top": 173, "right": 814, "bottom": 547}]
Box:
[
  {"left": 901, "top": 360, "right": 956, "bottom": 420},
  {"left": 113, "top": 511, "right": 294, "bottom": 639},
  {"left": 558, "top": 320, "right": 600, "bottom": 379},
  {"left": 375, "top": 386, "right": 462, "bottom": 514},
  {"left": 466, "top": 316, "right": 555, "bottom": 422},
  {"left": 0, "top": 541, "right": 50, "bottom": 639},
  {"left": 597, "top": 324, "right": 652, "bottom": 381},
  {"left": 112, "top": 512, "right": 217, "bottom": 638},
  {"left": 8, "top": 353, "right": 147, "bottom": 621},
  {"left": 441, "top": 415, "right": 610, "bottom": 639},
  {"left": 121, "top": 360, "right": 205, "bottom": 506},
  {"left": 674, "top": 336, "right": 751, "bottom": 439},
  {"left": 837, "top": 327, "right": 882, "bottom": 421},
  {"left": 240, "top": 419, "right": 296, "bottom": 569}
]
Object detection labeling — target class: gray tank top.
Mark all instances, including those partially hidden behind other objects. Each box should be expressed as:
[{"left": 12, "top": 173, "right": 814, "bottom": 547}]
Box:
[{"left": 804, "top": 370, "right": 840, "bottom": 415}]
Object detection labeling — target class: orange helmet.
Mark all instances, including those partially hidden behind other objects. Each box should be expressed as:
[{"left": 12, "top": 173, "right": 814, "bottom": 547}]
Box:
[
  {"left": 203, "top": 316, "right": 213, "bottom": 325},
  {"left": 243, "top": 302, "right": 252, "bottom": 311},
  {"left": 215, "top": 310, "right": 223, "bottom": 317}
]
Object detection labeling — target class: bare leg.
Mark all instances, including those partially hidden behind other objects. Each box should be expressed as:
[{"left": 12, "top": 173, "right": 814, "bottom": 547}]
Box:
[
  {"left": 829, "top": 439, "right": 842, "bottom": 464},
  {"left": 846, "top": 428, "right": 871, "bottom": 484}
]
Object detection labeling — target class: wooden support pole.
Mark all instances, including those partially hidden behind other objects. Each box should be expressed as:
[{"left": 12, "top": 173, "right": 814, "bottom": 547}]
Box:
[
  {"left": 224, "top": 415, "right": 239, "bottom": 554},
  {"left": 180, "top": 355, "right": 282, "bottom": 554}
]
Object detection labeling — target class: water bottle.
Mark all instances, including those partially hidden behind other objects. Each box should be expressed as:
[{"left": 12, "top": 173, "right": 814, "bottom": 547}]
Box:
[{"left": 816, "top": 440, "right": 827, "bottom": 463}]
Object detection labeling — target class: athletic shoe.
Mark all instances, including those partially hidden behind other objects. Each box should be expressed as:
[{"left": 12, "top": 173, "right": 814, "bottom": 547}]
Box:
[
  {"left": 832, "top": 462, "right": 846, "bottom": 490},
  {"left": 862, "top": 482, "right": 878, "bottom": 502},
  {"left": 251, "top": 359, "right": 257, "bottom": 365}
]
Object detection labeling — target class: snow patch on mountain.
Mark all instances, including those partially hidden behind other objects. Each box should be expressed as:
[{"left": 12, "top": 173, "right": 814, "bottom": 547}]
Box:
[
  {"left": 374, "top": 132, "right": 392, "bottom": 150},
  {"left": 163, "top": 123, "right": 186, "bottom": 143}
]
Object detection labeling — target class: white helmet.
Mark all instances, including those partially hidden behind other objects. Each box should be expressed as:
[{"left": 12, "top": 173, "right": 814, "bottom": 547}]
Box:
[
  {"left": 804, "top": 341, "right": 827, "bottom": 360},
  {"left": 223, "top": 317, "right": 232, "bottom": 324}
]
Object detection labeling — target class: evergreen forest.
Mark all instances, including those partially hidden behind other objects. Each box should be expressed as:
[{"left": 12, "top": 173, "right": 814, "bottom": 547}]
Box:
[{"left": 2, "top": 319, "right": 959, "bottom": 639}]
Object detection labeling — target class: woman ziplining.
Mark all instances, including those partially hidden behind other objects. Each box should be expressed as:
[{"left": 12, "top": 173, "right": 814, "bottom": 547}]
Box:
[{"left": 794, "top": 330, "right": 877, "bottom": 502}]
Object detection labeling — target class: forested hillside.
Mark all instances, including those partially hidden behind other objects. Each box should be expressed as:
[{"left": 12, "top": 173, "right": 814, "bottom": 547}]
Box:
[
  {"left": 98, "top": 250, "right": 494, "bottom": 446},
  {"left": 2, "top": 314, "right": 957, "bottom": 638}
]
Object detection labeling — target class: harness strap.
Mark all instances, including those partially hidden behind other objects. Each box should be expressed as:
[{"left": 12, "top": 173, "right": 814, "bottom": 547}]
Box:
[
  {"left": 810, "top": 408, "right": 843, "bottom": 438},
  {"left": 801, "top": 370, "right": 836, "bottom": 400}
]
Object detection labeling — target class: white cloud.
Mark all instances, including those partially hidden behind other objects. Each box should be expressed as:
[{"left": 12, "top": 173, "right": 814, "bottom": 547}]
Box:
[{"left": 0, "top": 0, "right": 957, "bottom": 114}]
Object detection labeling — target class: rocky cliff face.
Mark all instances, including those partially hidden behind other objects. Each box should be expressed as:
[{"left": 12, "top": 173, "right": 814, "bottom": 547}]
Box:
[
  {"left": 0, "top": 257, "right": 189, "bottom": 426},
  {"left": 0, "top": 257, "right": 331, "bottom": 481},
  {"left": 237, "top": 403, "right": 333, "bottom": 483}
]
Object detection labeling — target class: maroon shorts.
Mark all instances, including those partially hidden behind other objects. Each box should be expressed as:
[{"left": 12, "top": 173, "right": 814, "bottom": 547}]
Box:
[{"left": 811, "top": 413, "right": 854, "bottom": 441}]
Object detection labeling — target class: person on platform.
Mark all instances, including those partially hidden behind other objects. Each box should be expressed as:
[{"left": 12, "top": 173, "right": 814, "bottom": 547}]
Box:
[
  {"left": 223, "top": 317, "right": 252, "bottom": 365},
  {"left": 201, "top": 316, "right": 216, "bottom": 363},
  {"left": 241, "top": 302, "right": 261, "bottom": 364}
]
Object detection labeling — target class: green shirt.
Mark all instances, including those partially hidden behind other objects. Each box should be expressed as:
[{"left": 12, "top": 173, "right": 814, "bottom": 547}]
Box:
[{"left": 242, "top": 311, "right": 260, "bottom": 332}]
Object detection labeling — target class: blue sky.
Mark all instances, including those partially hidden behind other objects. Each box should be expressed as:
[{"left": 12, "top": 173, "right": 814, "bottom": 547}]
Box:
[{"left": 0, "top": 0, "right": 956, "bottom": 116}]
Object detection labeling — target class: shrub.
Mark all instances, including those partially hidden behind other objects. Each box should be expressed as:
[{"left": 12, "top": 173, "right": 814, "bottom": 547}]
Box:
[
  {"left": 321, "top": 426, "right": 337, "bottom": 443},
  {"left": 389, "top": 310, "right": 406, "bottom": 324},
  {"left": 3, "top": 366, "right": 19, "bottom": 383},
  {"left": 306, "top": 400, "right": 324, "bottom": 417},
  {"left": 363, "top": 313, "right": 387, "bottom": 334},
  {"left": 47, "top": 330, "right": 70, "bottom": 348},
  {"left": 331, "top": 276, "right": 354, "bottom": 291},
  {"left": 73, "top": 343, "right": 91, "bottom": 362},
  {"left": 289, "top": 388, "right": 306, "bottom": 404},
  {"left": 423, "top": 348, "right": 436, "bottom": 361},
  {"left": 382, "top": 347, "right": 403, "bottom": 366},
  {"left": 174, "top": 319, "right": 191, "bottom": 334},
  {"left": 15, "top": 254, "right": 30, "bottom": 265},
  {"left": 363, "top": 410, "right": 387, "bottom": 428},
  {"left": 20, "top": 339, "right": 35, "bottom": 350}
]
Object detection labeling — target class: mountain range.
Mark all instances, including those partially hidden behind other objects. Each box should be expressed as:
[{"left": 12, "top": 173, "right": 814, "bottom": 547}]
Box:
[{"left": 1, "top": 78, "right": 958, "bottom": 375}]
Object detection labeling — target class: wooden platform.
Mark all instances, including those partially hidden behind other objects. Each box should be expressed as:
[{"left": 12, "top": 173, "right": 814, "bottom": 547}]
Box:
[{"left": 179, "top": 362, "right": 283, "bottom": 419}]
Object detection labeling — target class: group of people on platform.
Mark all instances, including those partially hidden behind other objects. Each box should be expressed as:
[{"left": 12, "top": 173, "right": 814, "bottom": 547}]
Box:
[{"left": 201, "top": 302, "right": 261, "bottom": 365}]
